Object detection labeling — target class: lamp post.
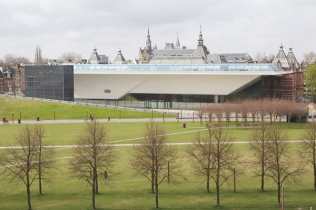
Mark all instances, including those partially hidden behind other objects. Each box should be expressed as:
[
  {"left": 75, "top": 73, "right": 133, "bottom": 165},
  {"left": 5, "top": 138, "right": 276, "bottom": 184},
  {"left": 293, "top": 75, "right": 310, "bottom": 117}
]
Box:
[
  {"left": 19, "top": 110, "right": 21, "bottom": 120},
  {"left": 53, "top": 110, "right": 55, "bottom": 121},
  {"left": 163, "top": 112, "right": 165, "bottom": 124},
  {"left": 12, "top": 112, "right": 14, "bottom": 124}
]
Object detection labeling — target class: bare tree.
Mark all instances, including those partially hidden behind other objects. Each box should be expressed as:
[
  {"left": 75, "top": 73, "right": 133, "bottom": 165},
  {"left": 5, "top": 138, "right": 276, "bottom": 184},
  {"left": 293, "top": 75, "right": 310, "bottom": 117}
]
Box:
[
  {"left": 256, "top": 99, "right": 270, "bottom": 127},
  {"left": 3, "top": 54, "right": 17, "bottom": 67},
  {"left": 70, "top": 121, "right": 117, "bottom": 209},
  {"left": 300, "top": 122, "right": 316, "bottom": 190},
  {"left": 268, "top": 54, "right": 275, "bottom": 63},
  {"left": 222, "top": 102, "right": 233, "bottom": 126},
  {"left": 304, "top": 51, "right": 316, "bottom": 64},
  {"left": 265, "top": 99, "right": 277, "bottom": 124},
  {"left": 34, "top": 46, "right": 43, "bottom": 64},
  {"left": 210, "top": 127, "right": 240, "bottom": 207},
  {"left": 186, "top": 128, "right": 214, "bottom": 193},
  {"left": 239, "top": 100, "right": 250, "bottom": 123},
  {"left": 265, "top": 126, "right": 303, "bottom": 206},
  {"left": 213, "top": 105, "right": 223, "bottom": 125},
  {"left": 131, "top": 120, "right": 180, "bottom": 208},
  {"left": 283, "top": 101, "right": 296, "bottom": 127},
  {"left": 231, "top": 102, "right": 241, "bottom": 123},
  {"left": 1, "top": 125, "right": 39, "bottom": 210},
  {"left": 293, "top": 103, "right": 308, "bottom": 127},
  {"left": 2, "top": 54, "right": 31, "bottom": 67},
  {"left": 254, "top": 52, "right": 263, "bottom": 62},
  {"left": 195, "top": 107, "right": 206, "bottom": 126},
  {"left": 249, "top": 126, "right": 271, "bottom": 191},
  {"left": 205, "top": 104, "right": 215, "bottom": 123},
  {"left": 275, "top": 100, "right": 287, "bottom": 124},
  {"left": 59, "top": 52, "right": 83, "bottom": 63},
  {"left": 248, "top": 99, "right": 258, "bottom": 123},
  {"left": 33, "top": 124, "right": 54, "bottom": 194}
]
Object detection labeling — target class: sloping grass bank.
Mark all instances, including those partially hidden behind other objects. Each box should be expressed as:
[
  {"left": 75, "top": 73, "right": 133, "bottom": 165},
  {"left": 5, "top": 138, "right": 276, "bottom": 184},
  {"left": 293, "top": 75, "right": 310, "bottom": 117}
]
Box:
[{"left": 0, "top": 96, "right": 172, "bottom": 120}]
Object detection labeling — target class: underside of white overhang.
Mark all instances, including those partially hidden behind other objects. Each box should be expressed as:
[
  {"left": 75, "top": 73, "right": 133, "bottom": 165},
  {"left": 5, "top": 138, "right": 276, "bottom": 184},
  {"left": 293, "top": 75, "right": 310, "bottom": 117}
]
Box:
[{"left": 74, "top": 73, "right": 263, "bottom": 99}]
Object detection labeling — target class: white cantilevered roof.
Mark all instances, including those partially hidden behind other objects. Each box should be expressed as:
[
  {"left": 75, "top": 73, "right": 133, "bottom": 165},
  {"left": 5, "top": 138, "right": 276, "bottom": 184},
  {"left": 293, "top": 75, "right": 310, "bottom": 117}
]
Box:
[{"left": 73, "top": 64, "right": 290, "bottom": 100}]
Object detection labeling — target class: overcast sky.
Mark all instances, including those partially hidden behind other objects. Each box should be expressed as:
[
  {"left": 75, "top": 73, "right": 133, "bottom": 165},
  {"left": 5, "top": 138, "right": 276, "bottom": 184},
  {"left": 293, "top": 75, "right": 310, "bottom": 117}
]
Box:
[{"left": 0, "top": 0, "right": 315, "bottom": 63}]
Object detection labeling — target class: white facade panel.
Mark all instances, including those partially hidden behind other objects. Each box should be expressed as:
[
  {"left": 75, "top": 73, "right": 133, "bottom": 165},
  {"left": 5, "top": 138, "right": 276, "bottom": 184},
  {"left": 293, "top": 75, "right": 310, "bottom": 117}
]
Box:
[{"left": 74, "top": 73, "right": 261, "bottom": 99}]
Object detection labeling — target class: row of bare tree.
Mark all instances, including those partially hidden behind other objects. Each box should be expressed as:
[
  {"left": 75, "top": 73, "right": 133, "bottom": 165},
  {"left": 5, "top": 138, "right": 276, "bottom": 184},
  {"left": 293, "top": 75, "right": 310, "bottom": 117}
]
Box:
[
  {"left": 1, "top": 120, "right": 316, "bottom": 209},
  {"left": 0, "top": 125, "right": 54, "bottom": 210},
  {"left": 0, "top": 47, "right": 84, "bottom": 69},
  {"left": 196, "top": 99, "right": 309, "bottom": 127}
]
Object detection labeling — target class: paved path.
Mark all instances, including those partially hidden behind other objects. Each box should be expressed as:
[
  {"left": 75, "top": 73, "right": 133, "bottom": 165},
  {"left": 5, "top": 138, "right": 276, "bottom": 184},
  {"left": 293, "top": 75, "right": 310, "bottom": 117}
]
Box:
[{"left": 0, "top": 117, "right": 189, "bottom": 125}]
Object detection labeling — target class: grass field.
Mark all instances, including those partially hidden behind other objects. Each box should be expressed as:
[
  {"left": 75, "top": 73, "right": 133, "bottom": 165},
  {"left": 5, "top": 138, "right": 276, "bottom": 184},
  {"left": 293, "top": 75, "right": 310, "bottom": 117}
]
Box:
[
  {"left": 0, "top": 120, "right": 315, "bottom": 210},
  {"left": 0, "top": 96, "right": 173, "bottom": 120}
]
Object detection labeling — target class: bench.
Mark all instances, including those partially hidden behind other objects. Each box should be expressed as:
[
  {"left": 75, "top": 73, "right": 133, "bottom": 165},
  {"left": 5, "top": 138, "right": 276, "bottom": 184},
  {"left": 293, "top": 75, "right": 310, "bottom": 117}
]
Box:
[
  {"left": 244, "top": 123, "right": 250, "bottom": 127},
  {"left": 3, "top": 120, "right": 9, "bottom": 124},
  {"left": 253, "top": 123, "right": 258, "bottom": 127},
  {"left": 236, "top": 123, "right": 242, "bottom": 128}
]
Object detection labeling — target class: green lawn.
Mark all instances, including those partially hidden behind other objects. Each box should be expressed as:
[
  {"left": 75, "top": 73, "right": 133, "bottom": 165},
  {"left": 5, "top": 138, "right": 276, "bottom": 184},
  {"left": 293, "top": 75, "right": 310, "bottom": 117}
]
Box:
[
  {"left": 0, "top": 96, "right": 173, "bottom": 120},
  {"left": 0, "top": 121, "right": 315, "bottom": 209}
]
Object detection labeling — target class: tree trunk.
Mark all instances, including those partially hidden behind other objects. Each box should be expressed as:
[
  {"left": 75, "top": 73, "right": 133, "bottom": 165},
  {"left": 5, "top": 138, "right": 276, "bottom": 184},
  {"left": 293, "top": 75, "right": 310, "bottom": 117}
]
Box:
[
  {"left": 277, "top": 183, "right": 281, "bottom": 206},
  {"left": 92, "top": 176, "right": 96, "bottom": 209},
  {"left": 155, "top": 183, "right": 159, "bottom": 208},
  {"left": 154, "top": 167, "right": 159, "bottom": 209},
  {"left": 261, "top": 150, "right": 265, "bottom": 192},
  {"left": 39, "top": 171, "right": 42, "bottom": 195},
  {"left": 206, "top": 172, "right": 210, "bottom": 193},
  {"left": 314, "top": 162, "right": 316, "bottom": 191},
  {"left": 27, "top": 183, "right": 32, "bottom": 210},
  {"left": 95, "top": 175, "right": 99, "bottom": 194},
  {"left": 216, "top": 182, "right": 220, "bottom": 207},
  {"left": 39, "top": 140, "right": 42, "bottom": 195},
  {"left": 216, "top": 167, "right": 220, "bottom": 207},
  {"left": 151, "top": 168, "right": 155, "bottom": 193}
]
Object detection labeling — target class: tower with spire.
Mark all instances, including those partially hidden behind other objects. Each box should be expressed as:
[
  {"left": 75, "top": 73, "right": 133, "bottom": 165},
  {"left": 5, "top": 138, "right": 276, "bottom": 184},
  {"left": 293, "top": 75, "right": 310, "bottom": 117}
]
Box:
[
  {"left": 272, "top": 43, "right": 290, "bottom": 69},
  {"left": 175, "top": 33, "right": 180, "bottom": 49},
  {"left": 139, "top": 27, "right": 154, "bottom": 64},
  {"left": 146, "top": 27, "right": 152, "bottom": 51},
  {"left": 197, "top": 25, "right": 204, "bottom": 46}
]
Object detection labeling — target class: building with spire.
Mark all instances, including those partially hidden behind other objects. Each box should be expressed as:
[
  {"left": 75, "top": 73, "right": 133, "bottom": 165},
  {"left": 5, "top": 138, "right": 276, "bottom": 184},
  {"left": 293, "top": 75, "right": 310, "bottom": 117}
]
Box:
[
  {"left": 23, "top": 27, "right": 305, "bottom": 108},
  {"left": 138, "top": 27, "right": 253, "bottom": 65},
  {"left": 260, "top": 44, "right": 303, "bottom": 101}
]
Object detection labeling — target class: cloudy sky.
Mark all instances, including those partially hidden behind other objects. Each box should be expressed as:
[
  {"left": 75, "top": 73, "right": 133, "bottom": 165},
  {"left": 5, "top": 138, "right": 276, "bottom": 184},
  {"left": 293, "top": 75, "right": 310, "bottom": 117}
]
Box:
[{"left": 0, "top": 0, "right": 315, "bottom": 63}]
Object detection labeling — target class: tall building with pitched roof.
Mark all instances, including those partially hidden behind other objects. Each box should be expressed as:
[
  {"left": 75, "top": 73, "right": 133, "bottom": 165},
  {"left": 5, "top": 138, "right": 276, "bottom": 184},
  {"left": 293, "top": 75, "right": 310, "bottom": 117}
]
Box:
[
  {"left": 261, "top": 44, "right": 304, "bottom": 101},
  {"left": 89, "top": 47, "right": 107, "bottom": 64},
  {"left": 114, "top": 49, "right": 127, "bottom": 64},
  {"left": 138, "top": 27, "right": 253, "bottom": 65}
]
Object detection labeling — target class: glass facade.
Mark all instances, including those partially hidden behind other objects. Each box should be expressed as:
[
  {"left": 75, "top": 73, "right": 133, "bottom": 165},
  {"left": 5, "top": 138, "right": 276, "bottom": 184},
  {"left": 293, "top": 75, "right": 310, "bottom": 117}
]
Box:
[
  {"left": 24, "top": 65, "right": 74, "bottom": 101},
  {"left": 74, "top": 63, "right": 280, "bottom": 72}
]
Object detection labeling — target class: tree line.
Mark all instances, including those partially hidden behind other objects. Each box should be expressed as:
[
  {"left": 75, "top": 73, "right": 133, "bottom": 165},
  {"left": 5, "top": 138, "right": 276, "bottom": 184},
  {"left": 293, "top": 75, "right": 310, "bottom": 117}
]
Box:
[
  {"left": 0, "top": 46, "right": 83, "bottom": 69},
  {"left": 1, "top": 119, "right": 316, "bottom": 209},
  {"left": 195, "top": 99, "right": 309, "bottom": 127}
]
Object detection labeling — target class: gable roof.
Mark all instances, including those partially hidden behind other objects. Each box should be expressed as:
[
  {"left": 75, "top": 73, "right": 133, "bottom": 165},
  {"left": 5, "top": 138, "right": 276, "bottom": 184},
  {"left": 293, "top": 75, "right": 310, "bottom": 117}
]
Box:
[
  {"left": 272, "top": 44, "right": 290, "bottom": 69},
  {"left": 286, "top": 47, "right": 300, "bottom": 68},
  {"left": 114, "top": 49, "right": 127, "bottom": 64}
]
